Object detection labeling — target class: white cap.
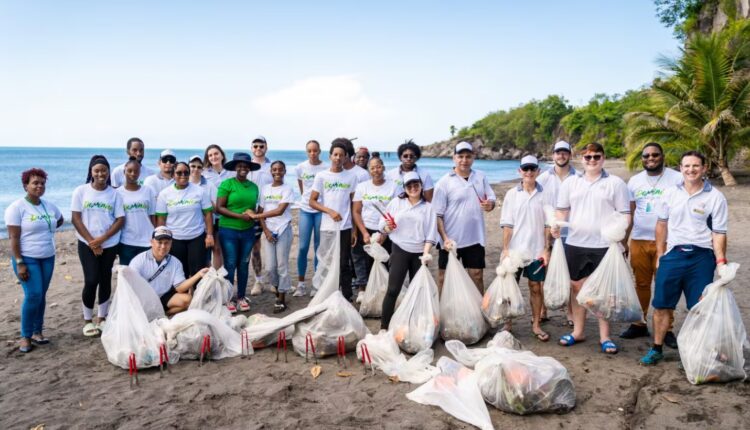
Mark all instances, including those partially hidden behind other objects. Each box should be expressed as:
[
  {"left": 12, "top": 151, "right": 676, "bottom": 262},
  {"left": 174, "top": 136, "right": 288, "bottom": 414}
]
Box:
[
  {"left": 455, "top": 141, "right": 473, "bottom": 153},
  {"left": 252, "top": 135, "right": 267, "bottom": 144},
  {"left": 189, "top": 154, "right": 202, "bottom": 164},
  {"left": 553, "top": 140, "right": 571, "bottom": 152},
  {"left": 520, "top": 155, "right": 539, "bottom": 168},
  {"left": 160, "top": 149, "right": 176, "bottom": 158},
  {"left": 402, "top": 171, "right": 421, "bottom": 185}
]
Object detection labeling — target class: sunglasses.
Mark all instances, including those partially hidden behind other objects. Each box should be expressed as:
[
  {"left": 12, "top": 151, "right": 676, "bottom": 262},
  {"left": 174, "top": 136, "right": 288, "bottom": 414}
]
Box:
[
  {"left": 174, "top": 171, "right": 190, "bottom": 176},
  {"left": 189, "top": 164, "right": 203, "bottom": 170},
  {"left": 641, "top": 153, "right": 662, "bottom": 159},
  {"left": 252, "top": 144, "right": 266, "bottom": 149},
  {"left": 161, "top": 156, "right": 177, "bottom": 164},
  {"left": 520, "top": 165, "right": 538, "bottom": 172},
  {"left": 583, "top": 154, "right": 602, "bottom": 161},
  {"left": 401, "top": 153, "right": 417, "bottom": 159},
  {"left": 404, "top": 182, "right": 421, "bottom": 189}
]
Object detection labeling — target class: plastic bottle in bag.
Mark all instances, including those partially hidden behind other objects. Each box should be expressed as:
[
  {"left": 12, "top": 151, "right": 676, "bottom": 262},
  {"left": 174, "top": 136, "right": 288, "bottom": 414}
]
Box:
[
  {"left": 293, "top": 291, "right": 370, "bottom": 357},
  {"left": 440, "top": 250, "right": 488, "bottom": 344},
  {"left": 389, "top": 265, "right": 441, "bottom": 354},
  {"left": 543, "top": 205, "right": 570, "bottom": 310}
]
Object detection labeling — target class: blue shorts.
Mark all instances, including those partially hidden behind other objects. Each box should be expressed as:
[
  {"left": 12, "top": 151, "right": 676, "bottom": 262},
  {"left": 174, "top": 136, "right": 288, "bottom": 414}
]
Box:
[{"left": 653, "top": 245, "right": 716, "bottom": 310}]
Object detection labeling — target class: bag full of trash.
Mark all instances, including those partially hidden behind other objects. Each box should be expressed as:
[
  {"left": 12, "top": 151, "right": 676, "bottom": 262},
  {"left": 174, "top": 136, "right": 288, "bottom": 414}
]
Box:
[
  {"left": 440, "top": 250, "right": 488, "bottom": 344},
  {"left": 389, "top": 265, "right": 440, "bottom": 354}
]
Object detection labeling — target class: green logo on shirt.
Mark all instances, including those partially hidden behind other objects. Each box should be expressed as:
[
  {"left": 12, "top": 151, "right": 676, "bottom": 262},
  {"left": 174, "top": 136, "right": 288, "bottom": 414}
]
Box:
[
  {"left": 124, "top": 202, "right": 150, "bottom": 211},
  {"left": 300, "top": 173, "right": 316, "bottom": 181},
  {"left": 29, "top": 214, "right": 54, "bottom": 222},
  {"left": 83, "top": 201, "right": 114, "bottom": 211},
  {"left": 324, "top": 181, "right": 351, "bottom": 191},
  {"left": 265, "top": 194, "right": 283, "bottom": 202},
  {"left": 362, "top": 194, "right": 391, "bottom": 203},
  {"left": 166, "top": 198, "right": 199, "bottom": 208}
]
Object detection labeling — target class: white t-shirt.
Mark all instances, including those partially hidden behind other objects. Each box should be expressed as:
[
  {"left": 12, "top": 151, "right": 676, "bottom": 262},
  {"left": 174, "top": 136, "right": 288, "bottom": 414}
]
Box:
[
  {"left": 111, "top": 162, "right": 155, "bottom": 188},
  {"left": 71, "top": 184, "right": 125, "bottom": 249},
  {"left": 353, "top": 180, "right": 399, "bottom": 231},
  {"left": 432, "top": 169, "right": 497, "bottom": 248},
  {"left": 116, "top": 186, "right": 156, "bottom": 247},
  {"left": 155, "top": 183, "right": 213, "bottom": 240},
  {"left": 259, "top": 183, "right": 295, "bottom": 234},
  {"left": 628, "top": 168, "right": 682, "bottom": 241},
  {"left": 295, "top": 160, "right": 328, "bottom": 213},
  {"left": 203, "top": 167, "right": 236, "bottom": 189},
  {"left": 657, "top": 181, "right": 728, "bottom": 254},
  {"left": 311, "top": 169, "right": 358, "bottom": 231},
  {"left": 500, "top": 183, "right": 554, "bottom": 258},
  {"left": 4, "top": 198, "right": 62, "bottom": 259},
  {"left": 386, "top": 165, "right": 435, "bottom": 194},
  {"left": 379, "top": 198, "right": 438, "bottom": 253},
  {"left": 129, "top": 251, "right": 186, "bottom": 297},
  {"left": 143, "top": 173, "right": 175, "bottom": 197},
  {"left": 348, "top": 165, "right": 371, "bottom": 184},
  {"left": 556, "top": 170, "right": 630, "bottom": 248}
]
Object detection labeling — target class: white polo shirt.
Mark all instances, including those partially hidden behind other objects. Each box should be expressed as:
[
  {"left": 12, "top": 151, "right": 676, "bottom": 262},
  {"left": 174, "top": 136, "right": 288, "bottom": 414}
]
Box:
[
  {"left": 129, "top": 250, "right": 186, "bottom": 297},
  {"left": 203, "top": 167, "right": 235, "bottom": 189},
  {"left": 556, "top": 170, "right": 630, "bottom": 248},
  {"left": 379, "top": 197, "right": 438, "bottom": 254},
  {"left": 111, "top": 162, "right": 155, "bottom": 188},
  {"left": 537, "top": 166, "right": 576, "bottom": 237},
  {"left": 143, "top": 173, "right": 175, "bottom": 197},
  {"left": 500, "top": 183, "right": 554, "bottom": 258},
  {"left": 311, "top": 169, "right": 358, "bottom": 231},
  {"left": 657, "top": 181, "right": 728, "bottom": 254},
  {"left": 294, "top": 160, "right": 328, "bottom": 213},
  {"left": 386, "top": 165, "right": 435, "bottom": 194},
  {"left": 248, "top": 169, "right": 273, "bottom": 189},
  {"left": 432, "top": 169, "right": 497, "bottom": 248},
  {"left": 628, "top": 168, "right": 683, "bottom": 241},
  {"left": 353, "top": 179, "right": 398, "bottom": 230}
]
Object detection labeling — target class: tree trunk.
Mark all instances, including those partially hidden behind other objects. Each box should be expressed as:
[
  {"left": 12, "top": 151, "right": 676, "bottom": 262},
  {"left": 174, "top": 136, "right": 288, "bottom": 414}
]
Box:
[{"left": 718, "top": 163, "right": 737, "bottom": 186}]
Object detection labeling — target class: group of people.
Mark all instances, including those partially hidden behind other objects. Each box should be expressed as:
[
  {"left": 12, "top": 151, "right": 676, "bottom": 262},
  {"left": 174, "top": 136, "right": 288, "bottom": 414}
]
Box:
[{"left": 6, "top": 135, "right": 728, "bottom": 369}]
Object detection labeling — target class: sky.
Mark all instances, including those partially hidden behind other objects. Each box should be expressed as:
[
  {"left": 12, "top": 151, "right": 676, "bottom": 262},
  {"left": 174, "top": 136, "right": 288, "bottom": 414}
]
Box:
[{"left": 0, "top": 1, "right": 679, "bottom": 151}]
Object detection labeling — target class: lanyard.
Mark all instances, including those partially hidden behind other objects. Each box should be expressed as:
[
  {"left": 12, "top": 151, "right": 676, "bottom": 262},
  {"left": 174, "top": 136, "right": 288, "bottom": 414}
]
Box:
[{"left": 27, "top": 197, "right": 53, "bottom": 233}]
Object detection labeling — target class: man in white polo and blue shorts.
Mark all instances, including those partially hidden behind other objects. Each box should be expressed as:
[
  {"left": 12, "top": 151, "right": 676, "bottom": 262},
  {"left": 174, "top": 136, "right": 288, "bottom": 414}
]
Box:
[
  {"left": 552, "top": 142, "right": 630, "bottom": 354},
  {"left": 640, "top": 151, "right": 728, "bottom": 366}
]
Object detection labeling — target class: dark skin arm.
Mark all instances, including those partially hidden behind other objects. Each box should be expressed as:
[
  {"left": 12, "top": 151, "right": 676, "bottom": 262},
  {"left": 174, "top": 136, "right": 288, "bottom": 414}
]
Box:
[
  {"left": 216, "top": 196, "right": 253, "bottom": 221},
  {"left": 72, "top": 212, "right": 124, "bottom": 256},
  {"left": 352, "top": 201, "right": 370, "bottom": 243},
  {"left": 252, "top": 203, "right": 290, "bottom": 243},
  {"left": 8, "top": 226, "right": 28, "bottom": 281}
]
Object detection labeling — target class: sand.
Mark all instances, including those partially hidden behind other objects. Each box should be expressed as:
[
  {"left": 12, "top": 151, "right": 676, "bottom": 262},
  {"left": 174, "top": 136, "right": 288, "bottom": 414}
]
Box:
[{"left": 1, "top": 160, "right": 749, "bottom": 430}]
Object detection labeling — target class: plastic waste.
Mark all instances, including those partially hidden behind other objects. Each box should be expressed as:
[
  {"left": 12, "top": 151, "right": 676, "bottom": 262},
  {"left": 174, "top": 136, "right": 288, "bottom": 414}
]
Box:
[
  {"left": 244, "top": 313, "right": 294, "bottom": 349},
  {"left": 309, "top": 229, "right": 341, "bottom": 306},
  {"left": 189, "top": 267, "right": 234, "bottom": 321},
  {"left": 293, "top": 291, "right": 370, "bottom": 358},
  {"left": 356, "top": 330, "right": 439, "bottom": 384},
  {"left": 158, "top": 309, "right": 246, "bottom": 360},
  {"left": 389, "top": 265, "right": 440, "bottom": 354},
  {"left": 446, "top": 331, "right": 524, "bottom": 368},
  {"left": 440, "top": 251, "right": 488, "bottom": 344},
  {"left": 677, "top": 262, "right": 747, "bottom": 384},
  {"left": 481, "top": 251, "right": 530, "bottom": 328},
  {"left": 543, "top": 205, "right": 570, "bottom": 310},
  {"left": 359, "top": 241, "right": 391, "bottom": 317}
]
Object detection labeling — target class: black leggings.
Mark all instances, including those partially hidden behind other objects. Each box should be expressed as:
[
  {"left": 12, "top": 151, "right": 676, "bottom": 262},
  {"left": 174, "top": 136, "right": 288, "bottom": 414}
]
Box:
[
  {"left": 339, "top": 228, "right": 354, "bottom": 300},
  {"left": 364, "top": 228, "right": 392, "bottom": 275},
  {"left": 78, "top": 241, "right": 118, "bottom": 310},
  {"left": 171, "top": 233, "right": 207, "bottom": 278},
  {"left": 381, "top": 243, "right": 421, "bottom": 330}
]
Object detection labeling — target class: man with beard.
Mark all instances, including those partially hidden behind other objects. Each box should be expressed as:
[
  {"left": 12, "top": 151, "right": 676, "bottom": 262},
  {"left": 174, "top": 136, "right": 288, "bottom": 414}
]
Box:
[
  {"left": 249, "top": 136, "right": 274, "bottom": 295},
  {"left": 111, "top": 137, "right": 155, "bottom": 187},
  {"left": 143, "top": 149, "right": 176, "bottom": 196},
  {"left": 621, "top": 143, "right": 682, "bottom": 346}
]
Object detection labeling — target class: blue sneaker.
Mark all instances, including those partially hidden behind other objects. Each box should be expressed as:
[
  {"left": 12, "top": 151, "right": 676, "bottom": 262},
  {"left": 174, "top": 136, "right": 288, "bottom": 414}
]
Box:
[{"left": 639, "top": 348, "right": 664, "bottom": 366}]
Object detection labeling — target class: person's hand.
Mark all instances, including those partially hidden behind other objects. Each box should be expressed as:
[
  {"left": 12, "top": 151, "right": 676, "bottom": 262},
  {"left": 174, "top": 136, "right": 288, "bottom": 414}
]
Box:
[
  {"left": 328, "top": 210, "right": 342, "bottom": 222},
  {"left": 550, "top": 225, "right": 561, "bottom": 239},
  {"left": 655, "top": 254, "right": 663, "bottom": 270},
  {"left": 198, "top": 267, "right": 210, "bottom": 277},
  {"left": 419, "top": 253, "right": 433, "bottom": 265},
  {"left": 92, "top": 246, "right": 104, "bottom": 257},
  {"left": 205, "top": 234, "right": 215, "bottom": 248},
  {"left": 540, "top": 250, "right": 551, "bottom": 267},
  {"left": 242, "top": 213, "right": 253, "bottom": 222},
  {"left": 501, "top": 249, "right": 509, "bottom": 261},
  {"left": 264, "top": 229, "right": 276, "bottom": 243},
  {"left": 383, "top": 224, "right": 393, "bottom": 234},
  {"left": 88, "top": 236, "right": 105, "bottom": 249},
  {"left": 385, "top": 217, "right": 396, "bottom": 231},
  {"left": 444, "top": 239, "right": 456, "bottom": 251},
  {"left": 371, "top": 232, "right": 383, "bottom": 244},
  {"left": 16, "top": 263, "right": 29, "bottom": 282},
  {"left": 362, "top": 232, "right": 371, "bottom": 245},
  {"left": 621, "top": 241, "right": 630, "bottom": 258},
  {"left": 480, "top": 199, "right": 494, "bottom": 212}
]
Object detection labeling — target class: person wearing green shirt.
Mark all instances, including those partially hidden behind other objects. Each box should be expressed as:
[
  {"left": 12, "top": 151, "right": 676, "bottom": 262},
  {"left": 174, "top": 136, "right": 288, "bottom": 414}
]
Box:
[{"left": 216, "top": 152, "right": 261, "bottom": 313}]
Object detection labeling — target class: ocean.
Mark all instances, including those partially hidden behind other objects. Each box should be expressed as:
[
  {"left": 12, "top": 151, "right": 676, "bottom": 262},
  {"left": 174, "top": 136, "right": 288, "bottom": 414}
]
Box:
[{"left": 0, "top": 146, "right": 529, "bottom": 237}]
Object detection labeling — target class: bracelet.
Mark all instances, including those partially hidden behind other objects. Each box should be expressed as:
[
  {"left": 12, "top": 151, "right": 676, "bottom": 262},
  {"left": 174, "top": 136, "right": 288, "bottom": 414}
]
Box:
[
  {"left": 716, "top": 258, "right": 728, "bottom": 265},
  {"left": 16, "top": 259, "right": 26, "bottom": 265}
]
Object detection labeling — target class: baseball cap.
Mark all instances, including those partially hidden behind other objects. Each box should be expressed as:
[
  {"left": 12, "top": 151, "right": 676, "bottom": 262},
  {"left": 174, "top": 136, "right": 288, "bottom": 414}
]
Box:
[
  {"left": 553, "top": 141, "right": 571, "bottom": 152},
  {"left": 455, "top": 141, "right": 473, "bottom": 153},
  {"left": 189, "top": 154, "right": 202, "bottom": 164},
  {"left": 520, "top": 155, "right": 539, "bottom": 169},
  {"left": 252, "top": 135, "right": 267, "bottom": 144},
  {"left": 152, "top": 226, "right": 173, "bottom": 240},
  {"left": 403, "top": 171, "right": 421, "bottom": 185},
  {"left": 160, "top": 149, "right": 176, "bottom": 158}
]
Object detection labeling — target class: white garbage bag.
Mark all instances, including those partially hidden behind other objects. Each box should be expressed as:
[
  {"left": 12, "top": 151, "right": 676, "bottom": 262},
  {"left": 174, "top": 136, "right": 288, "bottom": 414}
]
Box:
[
  {"left": 243, "top": 313, "right": 294, "bottom": 349},
  {"left": 356, "top": 330, "right": 439, "bottom": 384},
  {"left": 101, "top": 266, "right": 169, "bottom": 369},
  {"left": 677, "top": 262, "right": 747, "bottom": 384},
  {"left": 407, "top": 357, "right": 495, "bottom": 430},
  {"left": 389, "top": 265, "right": 440, "bottom": 354},
  {"left": 543, "top": 205, "right": 570, "bottom": 310},
  {"left": 481, "top": 251, "right": 529, "bottom": 328},
  {"left": 440, "top": 251, "right": 488, "bottom": 344},
  {"left": 445, "top": 331, "right": 524, "bottom": 368},
  {"left": 241, "top": 301, "right": 328, "bottom": 345},
  {"left": 189, "top": 267, "right": 234, "bottom": 322},
  {"left": 576, "top": 213, "right": 642, "bottom": 322},
  {"left": 359, "top": 241, "right": 391, "bottom": 317},
  {"left": 475, "top": 348, "right": 576, "bottom": 415},
  {"left": 293, "top": 291, "right": 370, "bottom": 358},
  {"left": 309, "top": 229, "right": 340, "bottom": 306},
  {"left": 229, "top": 314, "right": 248, "bottom": 331},
  {"left": 158, "top": 309, "right": 246, "bottom": 360}
]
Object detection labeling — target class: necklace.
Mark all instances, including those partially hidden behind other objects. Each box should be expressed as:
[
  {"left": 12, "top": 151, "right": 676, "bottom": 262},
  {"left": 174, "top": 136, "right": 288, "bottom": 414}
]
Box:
[
  {"left": 25, "top": 196, "right": 53, "bottom": 233},
  {"left": 646, "top": 172, "right": 664, "bottom": 189}
]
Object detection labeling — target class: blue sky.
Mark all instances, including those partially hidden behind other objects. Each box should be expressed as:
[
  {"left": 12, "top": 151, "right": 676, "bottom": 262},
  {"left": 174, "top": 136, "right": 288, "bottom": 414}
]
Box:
[{"left": 0, "top": 1, "right": 678, "bottom": 150}]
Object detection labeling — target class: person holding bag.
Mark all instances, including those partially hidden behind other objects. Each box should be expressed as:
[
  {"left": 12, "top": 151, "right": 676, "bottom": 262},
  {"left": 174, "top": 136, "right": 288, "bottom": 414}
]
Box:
[{"left": 378, "top": 171, "right": 438, "bottom": 330}]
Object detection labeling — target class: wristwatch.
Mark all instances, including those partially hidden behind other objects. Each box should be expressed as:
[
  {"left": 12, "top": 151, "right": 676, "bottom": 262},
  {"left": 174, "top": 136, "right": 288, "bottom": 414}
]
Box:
[{"left": 16, "top": 258, "right": 26, "bottom": 265}]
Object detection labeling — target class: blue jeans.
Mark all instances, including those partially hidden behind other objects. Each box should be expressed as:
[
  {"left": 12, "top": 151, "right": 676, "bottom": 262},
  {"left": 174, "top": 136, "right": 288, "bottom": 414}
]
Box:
[
  {"left": 262, "top": 226, "right": 293, "bottom": 293},
  {"left": 218, "top": 227, "right": 257, "bottom": 299},
  {"left": 297, "top": 210, "right": 322, "bottom": 279},
  {"left": 12, "top": 256, "right": 55, "bottom": 338}
]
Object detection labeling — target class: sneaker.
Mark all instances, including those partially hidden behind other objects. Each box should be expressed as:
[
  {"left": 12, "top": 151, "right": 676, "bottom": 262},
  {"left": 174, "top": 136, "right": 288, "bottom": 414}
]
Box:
[
  {"left": 237, "top": 297, "right": 251, "bottom": 312},
  {"left": 250, "top": 281, "right": 263, "bottom": 296},
  {"left": 293, "top": 284, "right": 307, "bottom": 297},
  {"left": 639, "top": 348, "right": 664, "bottom": 366},
  {"left": 664, "top": 331, "right": 678, "bottom": 349},
  {"left": 309, "top": 287, "right": 318, "bottom": 298},
  {"left": 289, "top": 283, "right": 298, "bottom": 294},
  {"left": 273, "top": 302, "right": 287, "bottom": 314},
  {"left": 620, "top": 324, "right": 650, "bottom": 339},
  {"left": 227, "top": 300, "right": 237, "bottom": 314},
  {"left": 263, "top": 283, "right": 276, "bottom": 293}
]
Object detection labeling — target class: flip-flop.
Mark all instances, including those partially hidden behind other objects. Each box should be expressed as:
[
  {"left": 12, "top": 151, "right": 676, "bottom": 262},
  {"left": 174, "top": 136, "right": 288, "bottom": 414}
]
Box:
[
  {"left": 600, "top": 340, "right": 618, "bottom": 354},
  {"left": 82, "top": 322, "right": 100, "bottom": 337},
  {"left": 533, "top": 331, "right": 550, "bottom": 342},
  {"left": 559, "top": 333, "right": 585, "bottom": 346},
  {"left": 31, "top": 336, "right": 50, "bottom": 345}
]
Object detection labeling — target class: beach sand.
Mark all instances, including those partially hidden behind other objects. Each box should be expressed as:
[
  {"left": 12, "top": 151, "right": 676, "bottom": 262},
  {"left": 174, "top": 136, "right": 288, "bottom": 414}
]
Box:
[{"left": 1, "top": 160, "right": 749, "bottom": 429}]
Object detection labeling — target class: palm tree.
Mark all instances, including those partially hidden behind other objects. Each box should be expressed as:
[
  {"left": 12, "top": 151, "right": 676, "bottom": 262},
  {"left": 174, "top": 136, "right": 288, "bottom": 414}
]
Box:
[{"left": 625, "top": 21, "right": 750, "bottom": 186}]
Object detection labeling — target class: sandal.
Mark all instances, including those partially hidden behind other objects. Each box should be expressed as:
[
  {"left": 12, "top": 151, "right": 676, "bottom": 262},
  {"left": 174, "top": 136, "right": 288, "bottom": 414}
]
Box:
[
  {"left": 559, "top": 333, "right": 585, "bottom": 346},
  {"left": 533, "top": 330, "right": 550, "bottom": 342},
  {"left": 82, "top": 322, "right": 100, "bottom": 337},
  {"left": 31, "top": 334, "right": 50, "bottom": 345},
  {"left": 96, "top": 319, "right": 106, "bottom": 332},
  {"left": 600, "top": 340, "right": 618, "bottom": 354},
  {"left": 19, "top": 338, "right": 33, "bottom": 353}
]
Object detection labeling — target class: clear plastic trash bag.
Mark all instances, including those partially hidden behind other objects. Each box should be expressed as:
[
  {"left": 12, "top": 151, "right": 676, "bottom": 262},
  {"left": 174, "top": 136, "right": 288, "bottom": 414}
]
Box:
[
  {"left": 481, "top": 251, "right": 530, "bottom": 328},
  {"left": 677, "top": 262, "right": 747, "bottom": 384},
  {"left": 407, "top": 357, "right": 495, "bottom": 430},
  {"left": 189, "top": 267, "right": 234, "bottom": 322},
  {"left": 309, "top": 229, "right": 341, "bottom": 306},
  {"left": 576, "top": 213, "right": 642, "bottom": 322},
  {"left": 359, "top": 260, "right": 389, "bottom": 317},
  {"left": 356, "top": 330, "right": 439, "bottom": 384},
  {"left": 101, "top": 266, "right": 170, "bottom": 369},
  {"left": 446, "top": 330, "right": 524, "bottom": 368},
  {"left": 475, "top": 348, "right": 576, "bottom": 415},
  {"left": 543, "top": 205, "right": 570, "bottom": 310},
  {"left": 243, "top": 313, "right": 294, "bottom": 349},
  {"left": 293, "top": 291, "right": 370, "bottom": 358},
  {"left": 158, "top": 309, "right": 246, "bottom": 360},
  {"left": 389, "top": 265, "right": 441, "bottom": 354},
  {"left": 440, "top": 251, "right": 488, "bottom": 344}
]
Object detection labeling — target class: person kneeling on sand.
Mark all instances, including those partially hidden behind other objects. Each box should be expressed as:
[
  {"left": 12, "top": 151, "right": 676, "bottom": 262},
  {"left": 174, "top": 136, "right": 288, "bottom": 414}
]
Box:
[{"left": 129, "top": 226, "right": 208, "bottom": 315}]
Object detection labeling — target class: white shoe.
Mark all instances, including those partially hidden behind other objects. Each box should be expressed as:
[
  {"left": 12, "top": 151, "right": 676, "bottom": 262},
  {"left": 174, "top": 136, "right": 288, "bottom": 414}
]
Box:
[
  {"left": 309, "top": 287, "right": 318, "bottom": 298},
  {"left": 263, "top": 283, "right": 276, "bottom": 293},
  {"left": 250, "top": 282, "right": 263, "bottom": 296},
  {"left": 289, "top": 284, "right": 297, "bottom": 294},
  {"left": 293, "top": 284, "right": 306, "bottom": 297}
]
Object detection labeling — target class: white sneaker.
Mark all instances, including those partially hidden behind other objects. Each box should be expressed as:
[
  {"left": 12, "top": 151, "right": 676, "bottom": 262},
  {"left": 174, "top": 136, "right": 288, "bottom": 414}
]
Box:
[
  {"left": 309, "top": 287, "right": 318, "bottom": 298},
  {"left": 250, "top": 281, "right": 263, "bottom": 296},
  {"left": 289, "top": 283, "right": 297, "bottom": 294},
  {"left": 263, "top": 283, "right": 276, "bottom": 293},
  {"left": 293, "top": 284, "right": 306, "bottom": 297}
]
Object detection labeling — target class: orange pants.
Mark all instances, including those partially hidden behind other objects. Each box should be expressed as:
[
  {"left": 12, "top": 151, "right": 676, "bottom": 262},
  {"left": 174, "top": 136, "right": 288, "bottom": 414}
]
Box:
[{"left": 630, "top": 240, "right": 674, "bottom": 328}]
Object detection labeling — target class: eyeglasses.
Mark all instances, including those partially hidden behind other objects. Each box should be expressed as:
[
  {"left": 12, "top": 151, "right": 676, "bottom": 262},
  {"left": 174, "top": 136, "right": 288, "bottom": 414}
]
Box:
[
  {"left": 641, "top": 153, "right": 662, "bottom": 159},
  {"left": 520, "top": 166, "right": 538, "bottom": 172},
  {"left": 161, "top": 156, "right": 177, "bottom": 164},
  {"left": 189, "top": 164, "right": 203, "bottom": 170},
  {"left": 174, "top": 171, "right": 190, "bottom": 176},
  {"left": 583, "top": 154, "right": 602, "bottom": 161},
  {"left": 401, "top": 153, "right": 417, "bottom": 159}
]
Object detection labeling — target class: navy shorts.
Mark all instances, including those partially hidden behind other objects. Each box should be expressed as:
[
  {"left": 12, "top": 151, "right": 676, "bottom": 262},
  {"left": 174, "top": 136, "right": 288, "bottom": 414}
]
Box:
[
  {"left": 515, "top": 259, "right": 546, "bottom": 282},
  {"left": 438, "top": 244, "right": 486, "bottom": 270},
  {"left": 653, "top": 245, "right": 716, "bottom": 310},
  {"left": 160, "top": 287, "right": 178, "bottom": 311}
]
